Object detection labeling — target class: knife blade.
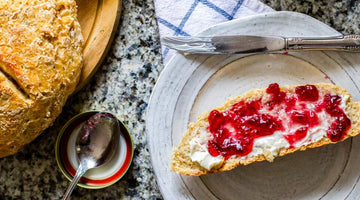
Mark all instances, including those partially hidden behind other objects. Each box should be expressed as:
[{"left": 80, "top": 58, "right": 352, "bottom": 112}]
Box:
[{"left": 161, "top": 35, "right": 360, "bottom": 54}]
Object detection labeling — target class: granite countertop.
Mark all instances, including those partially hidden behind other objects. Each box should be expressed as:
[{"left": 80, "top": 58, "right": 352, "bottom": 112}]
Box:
[{"left": 0, "top": 0, "right": 359, "bottom": 199}]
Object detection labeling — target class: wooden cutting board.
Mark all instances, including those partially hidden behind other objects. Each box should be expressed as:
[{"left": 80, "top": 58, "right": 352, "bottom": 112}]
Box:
[{"left": 75, "top": 0, "right": 122, "bottom": 91}]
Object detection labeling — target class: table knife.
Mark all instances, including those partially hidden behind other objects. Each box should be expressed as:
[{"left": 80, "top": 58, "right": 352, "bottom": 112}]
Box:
[{"left": 161, "top": 35, "right": 360, "bottom": 54}]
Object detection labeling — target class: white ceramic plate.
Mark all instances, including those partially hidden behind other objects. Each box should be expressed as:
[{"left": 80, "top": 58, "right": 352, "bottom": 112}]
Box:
[{"left": 146, "top": 11, "right": 360, "bottom": 200}]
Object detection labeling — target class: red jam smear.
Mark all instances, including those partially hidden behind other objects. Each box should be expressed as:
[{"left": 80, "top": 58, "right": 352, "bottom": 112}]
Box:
[
  {"left": 317, "top": 94, "right": 351, "bottom": 141},
  {"left": 290, "top": 110, "right": 319, "bottom": 127},
  {"left": 265, "top": 83, "right": 286, "bottom": 109},
  {"left": 295, "top": 85, "right": 319, "bottom": 101},
  {"left": 284, "top": 127, "right": 308, "bottom": 147},
  {"left": 208, "top": 109, "right": 283, "bottom": 159},
  {"left": 207, "top": 83, "right": 351, "bottom": 159}
]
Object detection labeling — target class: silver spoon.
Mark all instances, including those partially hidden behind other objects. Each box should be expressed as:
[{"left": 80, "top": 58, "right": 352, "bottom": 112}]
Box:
[{"left": 62, "top": 112, "right": 120, "bottom": 200}]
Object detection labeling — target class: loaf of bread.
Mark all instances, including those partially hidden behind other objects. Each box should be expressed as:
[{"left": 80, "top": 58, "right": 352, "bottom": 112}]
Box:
[
  {"left": 0, "top": 0, "right": 83, "bottom": 157},
  {"left": 170, "top": 83, "right": 360, "bottom": 176}
]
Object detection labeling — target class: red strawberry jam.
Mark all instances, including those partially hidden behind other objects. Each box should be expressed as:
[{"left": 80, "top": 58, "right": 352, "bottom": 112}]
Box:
[
  {"left": 318, "top": 94, "right": 343, "bottom": 117},
  {"left": 290, "top": 110, "right": 319, "bottom": 127},
  {"left": 317, "top": 94, "right": 351, "bottom": 141},
  {"left": 284, "top": 127, "right": 308, "bottom": 147},
  {"left": 207, "top": 83, "right": 351, "bottom": 160},
  {"left": 265, "top": 83, "right": 286, "bottom": 109},
  {"left": 207, "top": 110, "right": 283, "bottom": 159},
  {"left": 295, "top": 85, "right": 319, "bottom": 101},
  {"left": 327, "top": 114, "right": 351, "bottom": 142}
]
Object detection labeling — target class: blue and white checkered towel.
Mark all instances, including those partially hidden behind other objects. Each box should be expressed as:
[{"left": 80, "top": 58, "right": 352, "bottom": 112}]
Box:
[{"left": 154, "top": 0, "right": 274, "bottom": 64}]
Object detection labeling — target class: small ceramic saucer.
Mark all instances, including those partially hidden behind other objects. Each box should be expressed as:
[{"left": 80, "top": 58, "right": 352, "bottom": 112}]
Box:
[{"left": 55, "top": 111, "right": 133, "bottom": 189}]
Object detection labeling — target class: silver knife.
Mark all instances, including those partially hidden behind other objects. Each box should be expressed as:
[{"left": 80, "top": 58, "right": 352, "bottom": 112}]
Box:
[{"left": 161, "top": 35, "right": 360, "bottom": 54}]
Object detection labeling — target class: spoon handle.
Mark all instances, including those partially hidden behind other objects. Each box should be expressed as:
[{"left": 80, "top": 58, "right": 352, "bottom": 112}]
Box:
[{"left": 62, "top": 163, "right": 88, "bottom": 200}]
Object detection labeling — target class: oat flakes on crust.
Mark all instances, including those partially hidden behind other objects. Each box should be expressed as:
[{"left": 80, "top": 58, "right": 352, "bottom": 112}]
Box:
[{"left": 0, "top": 0, "right": 83, "bottom": 157}]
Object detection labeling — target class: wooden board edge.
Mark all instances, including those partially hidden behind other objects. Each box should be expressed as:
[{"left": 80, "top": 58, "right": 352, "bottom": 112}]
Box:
[{"left": 74, "top": 0, "right": 122, "bottom": 93}]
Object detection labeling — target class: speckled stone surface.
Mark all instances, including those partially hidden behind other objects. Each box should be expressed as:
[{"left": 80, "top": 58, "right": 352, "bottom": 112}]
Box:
[
  {"left": 260, "top": 0, "right": 360, "bottom": 35},
  {"left": 0, "top": 0, "right": 359, "bottom": 199}
]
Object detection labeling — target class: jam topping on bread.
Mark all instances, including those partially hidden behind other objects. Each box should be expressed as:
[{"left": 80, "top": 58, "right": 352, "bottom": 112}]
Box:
[
  {"left": 206, "top": 83, "right": 351, "bottom": 160},
  {"left": 170, "top": 83, "right": 360, "bottom": 176}
]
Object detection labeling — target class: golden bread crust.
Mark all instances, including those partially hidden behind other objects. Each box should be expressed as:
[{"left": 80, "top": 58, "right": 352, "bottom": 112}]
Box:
[
  {"left": 0, "top": 0, "right": 83, "bottom": 157},
  {"left": 170, "top": 83, "right": 360, "bottom": 176}
]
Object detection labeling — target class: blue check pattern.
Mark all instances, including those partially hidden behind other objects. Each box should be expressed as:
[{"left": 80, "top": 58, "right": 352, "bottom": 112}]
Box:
[{"left": 154, "top": 0, "right": 273, "bottom": 64}]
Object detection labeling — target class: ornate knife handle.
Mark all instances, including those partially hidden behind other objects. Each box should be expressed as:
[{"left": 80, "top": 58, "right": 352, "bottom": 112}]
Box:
[{"left": 286, "top": 35, "right": 360, "bottom": 52}]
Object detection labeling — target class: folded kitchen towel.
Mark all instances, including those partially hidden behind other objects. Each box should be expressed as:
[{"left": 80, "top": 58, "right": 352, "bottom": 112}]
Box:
[{"left": 154, "top": 0, "right": 274, "bottom": 64}]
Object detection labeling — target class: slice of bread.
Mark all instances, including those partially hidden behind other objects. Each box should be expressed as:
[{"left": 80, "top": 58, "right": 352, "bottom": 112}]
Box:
[{"left": 170, "top": 83, "right": 360, "bottom": 176}]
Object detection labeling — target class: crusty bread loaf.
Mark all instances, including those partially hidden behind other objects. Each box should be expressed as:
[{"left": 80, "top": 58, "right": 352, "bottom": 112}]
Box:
[
  {"left": 170, "top": 83, "right": 360, "bottom": 176},
  {"left": 0, "top": 0, "right": 83, "bottom": 157}
]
